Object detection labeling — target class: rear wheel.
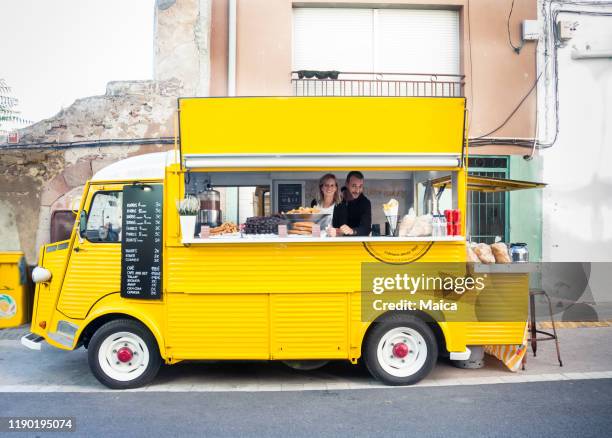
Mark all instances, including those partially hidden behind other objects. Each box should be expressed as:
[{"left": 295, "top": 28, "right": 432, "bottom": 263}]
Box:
[
  {"left": 364, "top": 314, "right": 437, "bottom": 385},
  {"left": 87, "top": 319, "right": 161, "bottom": 389}
]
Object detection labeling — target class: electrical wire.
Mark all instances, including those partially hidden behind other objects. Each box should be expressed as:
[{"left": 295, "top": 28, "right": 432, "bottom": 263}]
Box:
[
  {"left": 472, "top": 68, "right": 543, "bottom": 140},
  {"left": 472, "top": 1, "right": 612, "bottom": 149},
  {"left": 0, "top": 137, "right": 175, "bottom": 151},
  {"left": 537, "top": 1, "right": 612, "bottom": 148},
  {"left": 507, "top": 0, "right": 525, "bottom": 54}
]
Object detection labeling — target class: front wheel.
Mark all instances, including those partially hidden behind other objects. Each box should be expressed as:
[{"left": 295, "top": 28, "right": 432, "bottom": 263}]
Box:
[
  {"left": 364, "top": 314, "right": 437, "bottom": 386},
  {"left": 87, "top": 319, "right": 162, "bottom": 389}
]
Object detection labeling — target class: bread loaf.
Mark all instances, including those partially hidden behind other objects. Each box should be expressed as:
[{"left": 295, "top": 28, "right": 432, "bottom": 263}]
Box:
[
  {"left": 491, "top": 242, "right": 512, "bottom": 264},
  {"left": 473, "top": 243, "right": 495, "bottom": 264},
  {"left": 398, "top": 209, "right": 417, "bottom": 237},
  {"left": 466, "top": 244, "right": 481, "bottom": 263},
  {"left": 407, "top": 214, "right": 433, "bottom": 237}
]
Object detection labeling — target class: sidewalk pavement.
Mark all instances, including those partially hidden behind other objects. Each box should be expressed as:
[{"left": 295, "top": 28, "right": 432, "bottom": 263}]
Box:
[{"left": 0, "top": 324, "right": 611, "bottom": 392}]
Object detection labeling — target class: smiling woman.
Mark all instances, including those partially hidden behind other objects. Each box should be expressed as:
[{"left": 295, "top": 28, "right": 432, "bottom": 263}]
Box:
[{"left": 0, "top": 0, "right": 154, "bottom": 124}]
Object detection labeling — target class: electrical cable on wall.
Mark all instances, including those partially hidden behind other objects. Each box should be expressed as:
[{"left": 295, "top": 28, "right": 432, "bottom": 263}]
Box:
[
  {"left": 472, "top": 0, "right": 612, "bottom": 150},
  {"left": 540, "top": 1, "right": 612, "bottom": 148},
  {"left": 507, "top": 0, "right": 525, "bottom": 54},
  {"left": 0, "top": 137, "right": 175, "bottom": 151},
  {"left": 472, "top": 69, "right": 543, "bottom": 141}
]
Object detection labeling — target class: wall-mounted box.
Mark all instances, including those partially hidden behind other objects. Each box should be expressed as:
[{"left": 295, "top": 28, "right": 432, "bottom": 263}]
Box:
[
  {"left": 557, "top": 20, "right": 578, "bottom": 40},
  {"left": 522, "top": 20, "right": 540, "bottom": 41}
]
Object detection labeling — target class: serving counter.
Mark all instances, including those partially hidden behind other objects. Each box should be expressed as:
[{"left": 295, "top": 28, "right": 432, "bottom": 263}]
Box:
[{"left": 182, "top": 235, "right": 466, "bottom": 245}]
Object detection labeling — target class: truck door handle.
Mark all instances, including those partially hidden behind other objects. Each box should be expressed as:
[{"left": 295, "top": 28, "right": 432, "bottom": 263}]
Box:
[{"left": 74, "top": 247, "right": 85, "bottom": 253}]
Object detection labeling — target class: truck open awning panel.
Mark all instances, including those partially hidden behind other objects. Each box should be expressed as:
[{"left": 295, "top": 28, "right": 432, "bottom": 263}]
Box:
[
  {"left": 178, "top": 97, "right": 466, "bottom": 161},
  {"left": 431, "top": 175, "right": 546, "bottom": 192},
  {"left": 182, "top": 153, "right": 462, "bottom": 170}
]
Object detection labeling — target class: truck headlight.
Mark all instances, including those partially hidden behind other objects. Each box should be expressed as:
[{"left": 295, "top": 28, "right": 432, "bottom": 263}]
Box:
[{"left": 32, "top": 267, "right": 52, "bottom": 283}]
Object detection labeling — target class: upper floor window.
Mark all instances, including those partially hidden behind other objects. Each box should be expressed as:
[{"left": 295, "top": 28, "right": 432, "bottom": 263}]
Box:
[{"left": 292, "top": 7, "right": 461, "bottom": 97}]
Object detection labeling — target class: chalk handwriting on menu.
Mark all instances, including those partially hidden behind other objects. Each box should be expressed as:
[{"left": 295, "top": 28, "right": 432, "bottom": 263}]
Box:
[
  {"left": 278, "top": 183, "right": 303, "bottom": 213},
  {"left": 121, "top": 185, "right": 163, "bottom": 299}
]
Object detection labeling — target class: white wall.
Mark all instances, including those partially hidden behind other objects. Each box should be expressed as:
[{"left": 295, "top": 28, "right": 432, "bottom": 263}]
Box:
[{"left": 539, "top": 0, "right": 612, "bottom": 262}]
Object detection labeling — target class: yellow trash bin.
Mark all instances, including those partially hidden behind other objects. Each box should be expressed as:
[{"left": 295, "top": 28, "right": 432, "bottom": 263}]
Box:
[{"left": 0, "top": 251, "right": 29, "bottom": 328}]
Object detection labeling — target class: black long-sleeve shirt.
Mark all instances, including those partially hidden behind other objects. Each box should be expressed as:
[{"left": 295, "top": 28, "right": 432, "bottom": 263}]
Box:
[{"left": 332, "top": 194, "right": 372, "bottom": 236}]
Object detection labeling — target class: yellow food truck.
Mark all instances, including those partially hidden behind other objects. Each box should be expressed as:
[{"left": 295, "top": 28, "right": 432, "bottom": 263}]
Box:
[{"left": 22, "top": 97, "right": 533, "bottom": 389}]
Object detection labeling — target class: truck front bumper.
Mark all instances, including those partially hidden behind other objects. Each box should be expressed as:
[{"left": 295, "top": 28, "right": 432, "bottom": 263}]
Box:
[{"left": 21, "top": 333, "right": 45, "bottom": 351}]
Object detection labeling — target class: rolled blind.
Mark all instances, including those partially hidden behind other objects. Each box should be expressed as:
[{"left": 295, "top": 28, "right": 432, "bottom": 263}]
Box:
[{"left": 293, "top": 7, "right": 460, "bottom": 75}]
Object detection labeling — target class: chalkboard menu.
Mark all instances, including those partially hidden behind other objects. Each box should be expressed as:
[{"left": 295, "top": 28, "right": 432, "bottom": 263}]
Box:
[
  {"left": 121, "top": 185, "right": 163, "bottom": 299},
  {"left": 277, "top": 183, "right": 304, "bottom": 213}
]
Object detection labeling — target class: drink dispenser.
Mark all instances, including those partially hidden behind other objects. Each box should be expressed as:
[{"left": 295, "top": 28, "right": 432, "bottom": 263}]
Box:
[{"left": 198, "top": 185, "right": 222, "bottom": 227}]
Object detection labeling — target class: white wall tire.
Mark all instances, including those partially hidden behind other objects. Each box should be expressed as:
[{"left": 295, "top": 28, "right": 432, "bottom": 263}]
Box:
[
  {"left": 88, "top": 319, "right": 161, "bottom": 389},
  {"left": 364, "top": 314, "right": 438, "bottom": 386}
]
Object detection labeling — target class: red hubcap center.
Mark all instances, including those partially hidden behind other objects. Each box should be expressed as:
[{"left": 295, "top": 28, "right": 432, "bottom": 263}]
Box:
[
  {"left": 392, "top": 343, "right": 409, "bottom": 358},
  {"left": 117, "top": 347, "right": 133, "bottom": 363}
]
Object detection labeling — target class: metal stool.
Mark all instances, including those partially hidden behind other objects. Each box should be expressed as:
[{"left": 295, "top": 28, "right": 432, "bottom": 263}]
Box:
[{"left": 522, "top": 289, "right": 563, "bottom": 369}]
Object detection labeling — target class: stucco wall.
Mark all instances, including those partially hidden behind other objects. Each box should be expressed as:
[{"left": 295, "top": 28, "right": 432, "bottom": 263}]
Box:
[{"left": 155, "top": 0, "right": 213, "bottom": 95}]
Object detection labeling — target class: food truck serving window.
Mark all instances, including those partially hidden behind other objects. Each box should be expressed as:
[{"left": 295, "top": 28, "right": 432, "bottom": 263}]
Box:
[{"left": 180, "top": 170, "right": 462, "bottom": 243}]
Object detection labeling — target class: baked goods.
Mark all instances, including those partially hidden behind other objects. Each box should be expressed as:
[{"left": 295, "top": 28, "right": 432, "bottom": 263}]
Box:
[
  {"left": 466, "top": 244, "right": 481, "bottom": 263},
  {"left": 473, "top": 243, "right": 496, "bottom": 264},
  {"left": 209, "top": 222, "right": 238, "bottom": 235},
  {"left": 491, "top": 242, "right": 512, "bottom": 264},
  {"left": 407, "top": 214, "right": 433, "bottom": 237},
  {"left": 398, "top": 208, "right": 417, "bottom": 237},
  {"left": 288, "top": 229, "right": 311, "bottom": 235},
  {"left": 285, "top": 207, "right": 320, "bottom": 214},
  {"left": 292, "top": 221, "right": 314, "bottom": 229},
  {"left": 289, "top": 221, "right": 314, "bottom": 235}
]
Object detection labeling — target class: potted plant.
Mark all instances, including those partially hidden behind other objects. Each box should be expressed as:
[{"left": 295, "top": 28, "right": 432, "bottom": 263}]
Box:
[{"left": 176, "top": 195, "right": 199, "bottom": 239}]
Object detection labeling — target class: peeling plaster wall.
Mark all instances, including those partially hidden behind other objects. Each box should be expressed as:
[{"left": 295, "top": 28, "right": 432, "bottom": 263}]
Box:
[
  {"left": 0, "top": 200, "right": 21, "bottom": 251},
  {"left": 0, "top": 79, "right": 181, "bottom": 263},
  {"left": 18, "top": 79, "right": 181, "bottom": 145},
  {"left": 154, "top": 0, "right": 212, "bottom": 96},
  {"left": 0, "top": 144, "right": 172, "bottom": 263},
  {"left": 0, "top": 149, "right": 64, "bottom": 261}
]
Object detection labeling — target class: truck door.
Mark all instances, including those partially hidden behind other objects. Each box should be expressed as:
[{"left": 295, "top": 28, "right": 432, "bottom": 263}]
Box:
[{"left": 57, "top": 185, "right": 124, "bottom": 320}]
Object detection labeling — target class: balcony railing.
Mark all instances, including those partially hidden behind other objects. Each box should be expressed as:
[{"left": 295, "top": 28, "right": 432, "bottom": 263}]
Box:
[{"left": 291, "top": 71, "right": 465, "bottom": 97}]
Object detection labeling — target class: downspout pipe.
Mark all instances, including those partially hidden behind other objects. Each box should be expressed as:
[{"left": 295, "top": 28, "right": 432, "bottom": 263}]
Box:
[{"left": 228, "top": 0, "right": 237, "bottom": 96}]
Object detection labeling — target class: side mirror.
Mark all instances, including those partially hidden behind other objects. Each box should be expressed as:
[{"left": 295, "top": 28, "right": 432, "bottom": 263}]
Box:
[
  {"left": 70, "top": 196, "right": 82, "bottom": 214},
  {"left": 78, "top": 210, "right": 88, "bottom": 238}
]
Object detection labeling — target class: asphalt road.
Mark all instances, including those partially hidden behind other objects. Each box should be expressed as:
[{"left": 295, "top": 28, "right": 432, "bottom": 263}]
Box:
[{"left": 1, "top": 379, "right": 611, "bottom": 437}]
